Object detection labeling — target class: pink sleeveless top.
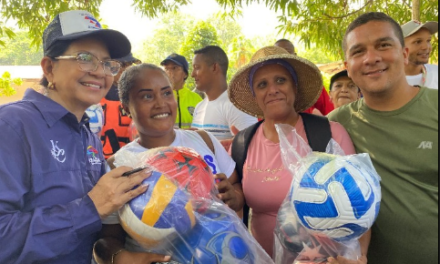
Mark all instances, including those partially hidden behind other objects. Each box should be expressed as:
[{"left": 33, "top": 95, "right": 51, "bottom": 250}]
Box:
[{"left": 243, "top": 117, "right": 356, "bottom": 257}]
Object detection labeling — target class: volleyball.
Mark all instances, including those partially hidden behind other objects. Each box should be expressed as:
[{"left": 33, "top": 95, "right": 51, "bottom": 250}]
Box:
[
  {"left": 145, "top": 147, "right": 215, "bottom": 207},
  {"left": 290, "top": 153, "right": 381, "bottom": 242},
  {"left": 119, "top": 171, "right": 196, "bottom": 249},
  {"left": 85, "top": 104, "right": 104, "bottom": 135},
  {"left": 173, "top": 207, "right": 254, "bottom": 264}
]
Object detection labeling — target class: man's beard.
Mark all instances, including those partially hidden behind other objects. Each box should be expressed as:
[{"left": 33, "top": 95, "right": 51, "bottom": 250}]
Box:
[{"left": 410, "top": 53, "right": 430, "bottom": 66}]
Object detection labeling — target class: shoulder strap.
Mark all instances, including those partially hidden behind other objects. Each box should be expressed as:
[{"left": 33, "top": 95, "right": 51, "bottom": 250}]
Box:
[
  {"left": 196, "top": 130, "right": 215, "bottom": 154},
  {"left": 299, "top": 112, "right": 332, "bottom": 152},
  {"left": 231, "top": 120, "right": 263, "bottom": 228},
  {"left": 232, "top": 120, "right": 264, "bottom": 181}
]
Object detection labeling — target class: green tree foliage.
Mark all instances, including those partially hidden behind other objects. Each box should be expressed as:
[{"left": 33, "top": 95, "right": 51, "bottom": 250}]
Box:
[
  {"left": 137, "top": 11, "right": 196, "bottom": 65},
  {"left": 276, "top": 0, "right": 439, "bottom": 60},
  {"left": 0, "top": 71, "right": 22, "bottom": 97},
  {"left": 0, "top": 0, "right": 103, "bottom": 47},
  {"left": 137, "top": 11, "right": 276, "bottom": 90},
  {"left": 0, "top": 21, "right": 14, "bottom": 46},
  {"left": 2, "top": 0, "right": 436, "bottom": 61},
  {"left": 179, "top": 20, "right": 220, "bottom": 60},
  {"left": 0, "top": 31, "right": 43, "bottom": 65},
  {"left": 131, "top": 0, "right": 191, "bottom": 18},
  {"left": 131, "top": 0, "right": 439, "bottom": 61},
  {"left": 179, "top": 20, "right": 220, "bottom": 90}
]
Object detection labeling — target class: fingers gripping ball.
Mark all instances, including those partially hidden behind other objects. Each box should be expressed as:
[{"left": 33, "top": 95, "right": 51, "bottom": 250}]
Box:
[
  {"left": 119, "top": 171, "right": 196, "bottom": 249},
  {"left": 173, "top": 208, "right": 255, "bottom": 264},
  {"left": 144, "top": 147, "right": 215, "bottom": 205},
  {"left": 290, "top": 153, "right": 381, "bottom": 242}
]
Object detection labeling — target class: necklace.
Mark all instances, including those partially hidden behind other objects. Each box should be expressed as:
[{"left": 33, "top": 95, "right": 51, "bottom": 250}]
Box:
[{"left": 421, "top": 65, "right": 428, "bottom": 87}]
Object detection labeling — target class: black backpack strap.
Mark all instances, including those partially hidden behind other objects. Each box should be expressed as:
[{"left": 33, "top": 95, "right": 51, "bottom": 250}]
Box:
[
  {"left": 300, "top": 112, "right": 332, "bottom": 152},
  {"left": 232, "top": 120, "right": 264, "bottom": 181},
  {"left": 232, "top": 120, "right": 264, "bottom": 227}
]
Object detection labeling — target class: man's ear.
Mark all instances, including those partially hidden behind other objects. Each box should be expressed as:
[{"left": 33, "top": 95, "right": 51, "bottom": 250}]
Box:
[
  {"left": 41, "top": 57, "right": 55, "bottom": 83},
  {"left": 403, "top": 46, "right": 410, "bottom": 65},
  {"left": 344, "top": 62, "right": 351, "bottom": 78},
  {"left": 212, "top": 63, "right": 219, "bottom": 74}
]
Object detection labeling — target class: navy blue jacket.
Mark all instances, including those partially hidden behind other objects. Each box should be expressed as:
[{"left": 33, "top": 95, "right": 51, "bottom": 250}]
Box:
[{"left": 0, "top": 89, "right": 105, "bottom": 264}]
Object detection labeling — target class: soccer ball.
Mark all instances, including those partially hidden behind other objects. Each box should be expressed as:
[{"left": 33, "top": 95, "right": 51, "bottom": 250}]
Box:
[
  {"left": 85, "top": 104, "right": 104, "bottom": 135},
  {"left": 172, "top": 206, "right": 254, "bottom": 264},
  {"left": 290, "top": 153, "right": 381, "bottom": 242},
  {"left": 119, "top": 171, "right": 196, "bottom": 249},
  {"left": 144, "top": 147, "right": 215, "bottom": 211}
]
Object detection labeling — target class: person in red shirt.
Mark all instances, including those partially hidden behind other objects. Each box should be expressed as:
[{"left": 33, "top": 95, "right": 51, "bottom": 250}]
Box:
[{"left": 275, "top": 39, "right": 335, "bottom": 115}]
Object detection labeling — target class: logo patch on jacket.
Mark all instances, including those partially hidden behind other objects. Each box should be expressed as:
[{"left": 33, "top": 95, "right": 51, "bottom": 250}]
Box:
[
  {"left": 188, "top": 107, "right": 196, "bottom": 116},
  {"left": 87, "top": 146, "right": 102, "bottom": 165}
]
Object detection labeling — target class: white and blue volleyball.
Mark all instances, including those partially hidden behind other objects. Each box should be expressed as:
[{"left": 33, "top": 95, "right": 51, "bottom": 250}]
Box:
[
  {"left": 119, "top": 171, "right": 196, "bottom": 249},
  {"left": 289, "top": 153, "right": 381, "bottom": 242},
  {"left": 85, "top": 104, "right": 104, "bottom": 135}
]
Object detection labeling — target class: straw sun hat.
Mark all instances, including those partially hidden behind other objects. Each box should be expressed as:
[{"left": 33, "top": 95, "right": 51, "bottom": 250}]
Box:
[{"left": 229, "top": 46, "right": 323, "bottom": 118}]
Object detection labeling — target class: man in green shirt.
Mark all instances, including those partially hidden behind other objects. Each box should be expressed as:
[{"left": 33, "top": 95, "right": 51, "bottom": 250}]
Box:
[
  {"left": 328, "top": 12, "right": 438, "bottom": 264},
  {"left": 161, "top": 53, "right": 203, "bottom": 129}
]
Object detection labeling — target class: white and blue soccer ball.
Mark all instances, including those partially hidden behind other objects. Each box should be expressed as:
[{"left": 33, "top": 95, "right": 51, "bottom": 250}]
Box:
[
  {"left": 289, "top": 153, "right": 381, "bottom": 242},
  {"left": 86, "top": 104, "right": 104, "bottom": 135}
]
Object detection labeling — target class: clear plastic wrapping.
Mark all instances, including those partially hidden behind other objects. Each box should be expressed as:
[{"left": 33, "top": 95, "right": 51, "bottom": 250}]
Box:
[
  {"left": 273, "top": 124, "right": 382, "bottom": 263},
  {"left": 115, "top": 146, "right": 274, "bottom": 264}
]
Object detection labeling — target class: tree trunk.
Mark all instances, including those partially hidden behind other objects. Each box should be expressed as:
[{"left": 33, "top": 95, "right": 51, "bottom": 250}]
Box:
[{"left": 412, "top": 0, "right": 421, "bottom": 21}]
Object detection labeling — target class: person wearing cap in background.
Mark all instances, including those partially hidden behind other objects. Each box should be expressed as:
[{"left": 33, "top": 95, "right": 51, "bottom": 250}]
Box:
[
  {"left": 329, "top": 70, "right": 361, "bottom": 109},
  {"left": 101, "top": 53, "right": 141, "bottom": 159},
  {"left": 402, "top": 20, "right": 439, "bottom": 89},
  {"left": 0, "top": 10, "right": 170, "bottom": 264},
  {"left": 275, "top": 39, "right": 335, "bottom": 115},
  {"left": 161, "top": 53, "right": 203, "bottom": 129},
  {"left": 228, "top": 46, "right": 357, "bottom": 258}
]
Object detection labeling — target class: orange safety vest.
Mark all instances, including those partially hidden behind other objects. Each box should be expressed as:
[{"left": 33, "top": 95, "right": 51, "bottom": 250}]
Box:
[{"left": 100, "top": 97, "right": 132, "bottom": 159}]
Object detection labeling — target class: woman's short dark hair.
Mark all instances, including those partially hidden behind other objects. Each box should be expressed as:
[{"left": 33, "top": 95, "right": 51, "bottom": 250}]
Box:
[
  {"left": 118, "top": 63, "right": 170, "bottom": 106},
  {"left": 39, "top": 40, "right": 74, "bottom": 88}
]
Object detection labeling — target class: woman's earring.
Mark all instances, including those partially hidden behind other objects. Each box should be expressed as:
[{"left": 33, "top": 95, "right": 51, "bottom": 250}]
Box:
[{"left": 48, "top": 82, "right": 56, "bottom": 90}]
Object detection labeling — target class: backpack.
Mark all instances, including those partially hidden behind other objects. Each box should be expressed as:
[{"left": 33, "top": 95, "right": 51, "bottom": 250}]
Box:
[{"left": 231, "top": 113, "right": 332, "bottom": 227}]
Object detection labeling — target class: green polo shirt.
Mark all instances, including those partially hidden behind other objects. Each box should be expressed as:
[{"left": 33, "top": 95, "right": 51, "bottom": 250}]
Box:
[{"left": 328, "top": 87, "right": 438, "bottom": 264}]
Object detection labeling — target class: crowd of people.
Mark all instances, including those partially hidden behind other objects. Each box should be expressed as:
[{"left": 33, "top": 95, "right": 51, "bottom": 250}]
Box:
[{"left": 0, "top": 8, "right": 437, "bottom": 264}]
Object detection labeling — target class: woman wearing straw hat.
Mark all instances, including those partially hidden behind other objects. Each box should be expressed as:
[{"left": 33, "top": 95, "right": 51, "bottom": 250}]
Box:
[{"left": 229, "top": 46, "right": 364, "bottom": 262}]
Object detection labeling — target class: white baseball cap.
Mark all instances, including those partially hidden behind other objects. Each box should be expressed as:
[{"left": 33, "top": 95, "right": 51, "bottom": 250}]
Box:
[{"left": 401, "top": 20, "right": 438, "bottom": 38}]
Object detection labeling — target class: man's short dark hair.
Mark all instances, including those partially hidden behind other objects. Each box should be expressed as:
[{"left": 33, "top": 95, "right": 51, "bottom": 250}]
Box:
[
  {"left": 343, "top": 12, "right": 405, "bottom": 56},
  {"left": 275, "top": 39, "right": 294, "bottom": 45},
  {"left": 194, "top": 46, "right": 229, "bottom": 77}
]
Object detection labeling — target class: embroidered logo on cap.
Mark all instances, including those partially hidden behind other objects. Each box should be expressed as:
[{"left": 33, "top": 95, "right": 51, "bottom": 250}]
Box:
[
  {"left": 84, "top": 16, "right": 102, "bottom": 30},
  {"left": 59, "top": 11, "right": 102, "bottom": 36}
]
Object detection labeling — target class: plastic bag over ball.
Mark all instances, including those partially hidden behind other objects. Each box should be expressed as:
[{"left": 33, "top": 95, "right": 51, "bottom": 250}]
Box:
[
  {"left": 273, "top": 124, "right": 382, "bottom": 264},
  {"left": 115, "top": 146, "right": 274, "bottom": 264}
]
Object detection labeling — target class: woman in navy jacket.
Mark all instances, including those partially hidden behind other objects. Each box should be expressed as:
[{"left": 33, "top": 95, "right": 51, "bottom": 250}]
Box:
[{"left": 0, "top": 10, "right": 150, "bottom": 264}]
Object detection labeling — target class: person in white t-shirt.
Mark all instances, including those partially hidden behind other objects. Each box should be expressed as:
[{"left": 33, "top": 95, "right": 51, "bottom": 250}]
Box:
[
  {"left": 93, "top": 63, "right": 244, "bottom": 264},
  {"left": 191, "top": 46, "right": 258, "bottom": 141},
  {"left": 402, "top": 20, "right": 439, "bottom": 89}
]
